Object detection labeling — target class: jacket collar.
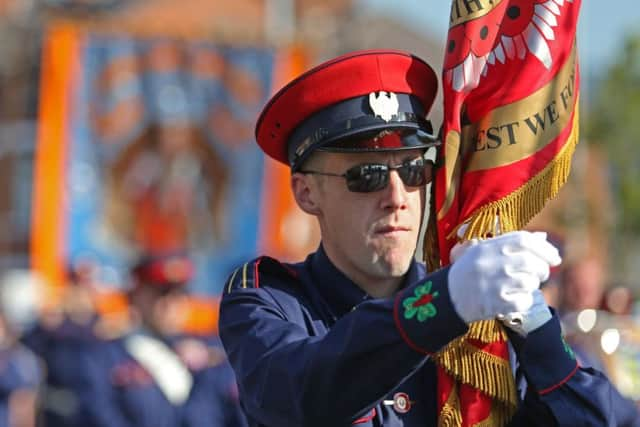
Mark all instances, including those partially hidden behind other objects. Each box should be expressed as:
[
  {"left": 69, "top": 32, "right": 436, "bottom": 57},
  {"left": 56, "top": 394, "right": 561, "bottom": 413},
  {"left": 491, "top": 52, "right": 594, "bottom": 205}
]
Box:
[{"left": 308, "top": 244, "right": 424, "bottom": 319}]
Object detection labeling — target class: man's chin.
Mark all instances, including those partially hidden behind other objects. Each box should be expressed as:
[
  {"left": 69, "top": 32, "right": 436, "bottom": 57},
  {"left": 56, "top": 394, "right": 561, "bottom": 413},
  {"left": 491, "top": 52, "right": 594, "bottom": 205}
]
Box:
[{"left": 372, "top": 255, "right": 412, "bottom": 278}]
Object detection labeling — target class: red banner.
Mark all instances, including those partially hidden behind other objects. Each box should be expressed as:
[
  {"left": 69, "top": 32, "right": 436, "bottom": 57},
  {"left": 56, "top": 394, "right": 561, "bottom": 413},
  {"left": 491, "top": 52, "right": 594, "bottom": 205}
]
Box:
[
  {"left": 427, "top": 1, "right": 582, "bottom": 425},
  {"left": 433, "top": 0, "right": 581, "bottom": 265}
]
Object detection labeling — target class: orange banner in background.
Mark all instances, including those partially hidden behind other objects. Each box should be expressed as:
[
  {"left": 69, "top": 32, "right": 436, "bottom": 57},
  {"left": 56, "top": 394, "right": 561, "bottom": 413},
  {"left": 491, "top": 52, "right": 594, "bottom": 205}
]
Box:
[
  {"left": 259, "top": 45, "right": 320, "bottom": 262},
  {"left": 32, "top": 27, "right": 304, "bottom": 334}
]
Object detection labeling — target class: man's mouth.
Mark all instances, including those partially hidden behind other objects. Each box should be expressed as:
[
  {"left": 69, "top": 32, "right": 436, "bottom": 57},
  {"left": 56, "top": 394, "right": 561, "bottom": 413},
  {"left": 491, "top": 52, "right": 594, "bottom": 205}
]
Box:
[{"left": 375, "top": 225, "right": 411, "bottom": 235}]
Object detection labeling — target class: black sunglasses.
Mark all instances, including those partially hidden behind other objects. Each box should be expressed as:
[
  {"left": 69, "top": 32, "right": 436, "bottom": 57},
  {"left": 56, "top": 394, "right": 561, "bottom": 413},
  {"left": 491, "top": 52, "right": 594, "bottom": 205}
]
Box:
[{"left": 300, "top": 157, "right": 434, "bottom": 193}]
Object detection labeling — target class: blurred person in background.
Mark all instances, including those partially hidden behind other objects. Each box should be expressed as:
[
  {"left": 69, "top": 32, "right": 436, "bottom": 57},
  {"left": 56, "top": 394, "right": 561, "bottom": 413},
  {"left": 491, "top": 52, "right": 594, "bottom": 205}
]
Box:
[
  {"left": 601, "top": 285, "right": 635, "bottom": 316},
  {"left": 21, "top": 262, "right": 105, "bottom": 427},
  {"left": 0, "top": 270, "right": 45, "bottom": 427},
  {"left": 534, "top": 235, "right": 605, "bottom": 370},
  {"left": 531, "top": 237, "right": 609, "bottom": 372},
  {"left": 81, "top": 252, "right": 246, "bottom": 427},
  {"left": 559, "top": 260, "right": 640, "bottom": 410},
  {"left": 559, "top": 255, "right": 607, "bottom": 315},
  {"left": 555, "top": 255, "right": 609, "bottom": 371},
  {"left": 551, "top": 250, "right": 640, "bottom": 410}
]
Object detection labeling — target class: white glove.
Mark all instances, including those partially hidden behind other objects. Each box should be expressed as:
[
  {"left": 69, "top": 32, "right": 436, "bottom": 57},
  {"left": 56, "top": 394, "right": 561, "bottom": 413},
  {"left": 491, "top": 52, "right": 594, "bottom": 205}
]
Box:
[
  {"left": 447, "top": 230, "right": 562, "bottom": 324},
  {"left": 449, "top": 217, "right": 499, "bottom": 262},
  {"left": 449, "top": 222, "right": 473, "bottom": 263},
  {"left": 497, "top": 289, "right": 552, "bottom": 336}
]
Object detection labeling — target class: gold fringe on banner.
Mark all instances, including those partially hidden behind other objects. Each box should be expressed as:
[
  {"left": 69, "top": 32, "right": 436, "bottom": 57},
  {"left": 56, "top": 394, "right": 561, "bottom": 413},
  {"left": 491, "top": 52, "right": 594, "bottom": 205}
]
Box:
[
  {"left": 433, "top": 322, "right": 516, "bottom": 404},
  {"left": 451, "top": 106, "right": 580, "bottom": 241},
  {"left": 465, "top": 319, "right": 507, "bottom": 342}
]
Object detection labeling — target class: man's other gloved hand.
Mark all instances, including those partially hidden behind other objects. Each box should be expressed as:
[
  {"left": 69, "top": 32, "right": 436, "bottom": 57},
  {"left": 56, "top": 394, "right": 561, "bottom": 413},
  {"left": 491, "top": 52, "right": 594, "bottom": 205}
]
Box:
[
  {"left": 497, "top": 289, "right": 552, "bottom": 336},
  {"left": 447, "top": 231, "right": 562, "bottom": 324}
]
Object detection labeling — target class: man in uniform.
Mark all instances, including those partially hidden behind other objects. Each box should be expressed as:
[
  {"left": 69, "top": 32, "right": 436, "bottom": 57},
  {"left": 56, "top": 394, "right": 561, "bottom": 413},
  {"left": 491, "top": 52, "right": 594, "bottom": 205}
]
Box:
[
  {"left": 219, "top": 50, "right": 640, "bottom": 426},
  {"left": 81, "top": 252, "right": 246, "bottom": 427}
]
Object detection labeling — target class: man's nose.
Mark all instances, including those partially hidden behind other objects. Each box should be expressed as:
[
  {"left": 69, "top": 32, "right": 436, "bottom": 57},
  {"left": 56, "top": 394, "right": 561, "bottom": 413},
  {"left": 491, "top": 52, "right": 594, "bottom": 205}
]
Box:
[{"left": 380, "top": 170, "right": 408, "bottom": 210}]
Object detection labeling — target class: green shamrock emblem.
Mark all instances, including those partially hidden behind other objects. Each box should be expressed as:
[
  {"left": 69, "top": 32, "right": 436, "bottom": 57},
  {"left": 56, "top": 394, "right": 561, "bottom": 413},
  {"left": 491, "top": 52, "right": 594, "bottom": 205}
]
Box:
[
  {"left": 403, "top": 281, "right": 439, "bottom": 322},
  {"left": 561, "top": 336, "right": 576, "bottom": 360}
]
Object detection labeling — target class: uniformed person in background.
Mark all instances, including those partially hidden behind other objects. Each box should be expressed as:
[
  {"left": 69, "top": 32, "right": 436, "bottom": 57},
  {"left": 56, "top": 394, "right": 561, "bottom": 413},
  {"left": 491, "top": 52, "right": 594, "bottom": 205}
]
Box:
[
  {"left": 81, "top": 252, "right": 246, "bottom": 427},
  {"left": 20, "top": 263, "right": 99, "bottom": 427},
  {"left": 218, "top": 50, "right": 640, "bottom": 426}
]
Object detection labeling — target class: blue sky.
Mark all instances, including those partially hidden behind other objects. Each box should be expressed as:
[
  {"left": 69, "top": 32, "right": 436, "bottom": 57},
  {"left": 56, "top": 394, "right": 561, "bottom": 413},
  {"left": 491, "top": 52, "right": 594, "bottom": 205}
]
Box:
[{"left": 360, "top": 0, "right": 638, "bottom": 87}]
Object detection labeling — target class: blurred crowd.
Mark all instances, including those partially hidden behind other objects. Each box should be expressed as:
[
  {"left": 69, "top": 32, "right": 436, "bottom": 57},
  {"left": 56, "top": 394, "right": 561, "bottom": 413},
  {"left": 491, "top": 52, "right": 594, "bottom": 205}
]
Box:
[
  {"left": 539, "top": 235, "right": 640, "bottom": 403},
  {"left": 0, "top": 252, "right": 247, "bottom": 427}
]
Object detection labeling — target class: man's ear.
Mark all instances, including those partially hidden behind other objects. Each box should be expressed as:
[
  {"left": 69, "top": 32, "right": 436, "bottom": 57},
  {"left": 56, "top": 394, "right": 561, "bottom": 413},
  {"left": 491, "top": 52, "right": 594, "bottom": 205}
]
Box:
[{"left": 291, "top": 173, "right": 322, "bottom": 216}]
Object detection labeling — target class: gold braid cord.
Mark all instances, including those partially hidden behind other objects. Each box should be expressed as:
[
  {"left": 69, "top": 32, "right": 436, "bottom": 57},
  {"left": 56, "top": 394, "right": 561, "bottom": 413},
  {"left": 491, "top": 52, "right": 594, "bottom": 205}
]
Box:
[
  {"left": 428, "top": 100, "right": 580, "bottom": 427},
  {"left": 438, "top": 384, "right": 462, "bottom": 427}
]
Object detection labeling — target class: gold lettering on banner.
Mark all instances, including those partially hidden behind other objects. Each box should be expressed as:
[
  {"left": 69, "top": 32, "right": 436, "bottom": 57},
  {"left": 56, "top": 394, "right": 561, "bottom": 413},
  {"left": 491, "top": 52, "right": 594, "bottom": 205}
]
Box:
[
  {"left": 450, "top": 0, "right": 502, "bottom": 27},
  {"left": 465, "top": 46, "right": 577, "bottom": 172}
]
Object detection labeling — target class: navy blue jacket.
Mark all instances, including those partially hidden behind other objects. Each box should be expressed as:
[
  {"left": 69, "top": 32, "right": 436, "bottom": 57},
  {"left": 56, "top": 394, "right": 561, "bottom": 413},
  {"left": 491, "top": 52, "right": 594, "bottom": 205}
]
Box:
[{"left": 219, "top": 246, "right": 640, "bottom": 426}]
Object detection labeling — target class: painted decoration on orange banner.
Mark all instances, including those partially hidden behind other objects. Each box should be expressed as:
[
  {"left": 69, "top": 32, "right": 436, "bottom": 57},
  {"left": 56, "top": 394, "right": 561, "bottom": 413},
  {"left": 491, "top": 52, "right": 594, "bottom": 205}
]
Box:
[{"left": 33, "top": 29, "right": 276, "bottom": 297}]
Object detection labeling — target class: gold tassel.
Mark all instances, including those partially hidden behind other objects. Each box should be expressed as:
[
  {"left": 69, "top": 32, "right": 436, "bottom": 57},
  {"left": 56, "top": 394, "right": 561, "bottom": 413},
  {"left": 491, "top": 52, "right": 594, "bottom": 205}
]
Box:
[
  {"left": 438, "top": 383, "right": 462, "bottom": 427},
  {"left": 433, "top": 328, "right": 516, "bottom": 404}
]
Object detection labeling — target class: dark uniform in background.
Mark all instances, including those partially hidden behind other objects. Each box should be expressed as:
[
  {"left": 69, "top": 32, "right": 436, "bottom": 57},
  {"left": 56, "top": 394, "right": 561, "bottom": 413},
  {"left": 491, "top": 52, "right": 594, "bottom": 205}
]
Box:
[
  {"left": 80, "top": 253, "right": 246, "bottom": 427},
  {"left": 219, "top": 50, "right": 640, "bottom": 426},
  {"left": 21, "top": 266, "right": 101, "bottom": 427},
  {"left": 22, "top": 315, "right": 98, "bottom": 427}
]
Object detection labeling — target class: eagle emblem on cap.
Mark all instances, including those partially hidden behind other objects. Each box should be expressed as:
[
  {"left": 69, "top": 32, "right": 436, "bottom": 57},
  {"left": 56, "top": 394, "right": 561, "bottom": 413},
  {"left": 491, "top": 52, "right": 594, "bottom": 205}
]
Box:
[{"left": 369, "top": 91, "right": 399, "bottom": 122}]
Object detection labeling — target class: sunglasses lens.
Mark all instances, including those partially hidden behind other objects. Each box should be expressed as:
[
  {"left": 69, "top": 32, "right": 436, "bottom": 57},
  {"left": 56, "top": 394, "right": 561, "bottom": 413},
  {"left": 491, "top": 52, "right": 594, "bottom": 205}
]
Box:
[
  {"left": 345, "top": 164, "right": 388, "bottom": 192},
  {"left": 398, "top": 159, "right": 430, "bottom": 187},
  {"left": 342, "top": 159, "right": 434, "bottom": 192}
]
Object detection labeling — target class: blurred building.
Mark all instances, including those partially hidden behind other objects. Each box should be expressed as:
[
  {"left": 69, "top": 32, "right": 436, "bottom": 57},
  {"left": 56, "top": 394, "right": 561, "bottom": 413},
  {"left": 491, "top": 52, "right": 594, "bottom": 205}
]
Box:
[{"left": 0, "top": 1, "right": 40, "bottom": 270}]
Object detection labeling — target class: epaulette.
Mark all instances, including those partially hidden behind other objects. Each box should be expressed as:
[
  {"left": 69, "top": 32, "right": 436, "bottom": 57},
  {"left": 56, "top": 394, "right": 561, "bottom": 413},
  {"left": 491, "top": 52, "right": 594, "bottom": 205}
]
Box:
[{"left": 225, "top": 256, "right": 296, "bottom": 294}]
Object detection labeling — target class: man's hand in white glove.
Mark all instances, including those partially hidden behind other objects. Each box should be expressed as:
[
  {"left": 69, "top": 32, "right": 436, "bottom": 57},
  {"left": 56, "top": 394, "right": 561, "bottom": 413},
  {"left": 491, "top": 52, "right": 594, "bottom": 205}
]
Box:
[
  {"left": 497, "top": 289, "right": 552, "bottom": 336},
  {"left": 447, "top": 230, "right": 562, "bottom": 324}
]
